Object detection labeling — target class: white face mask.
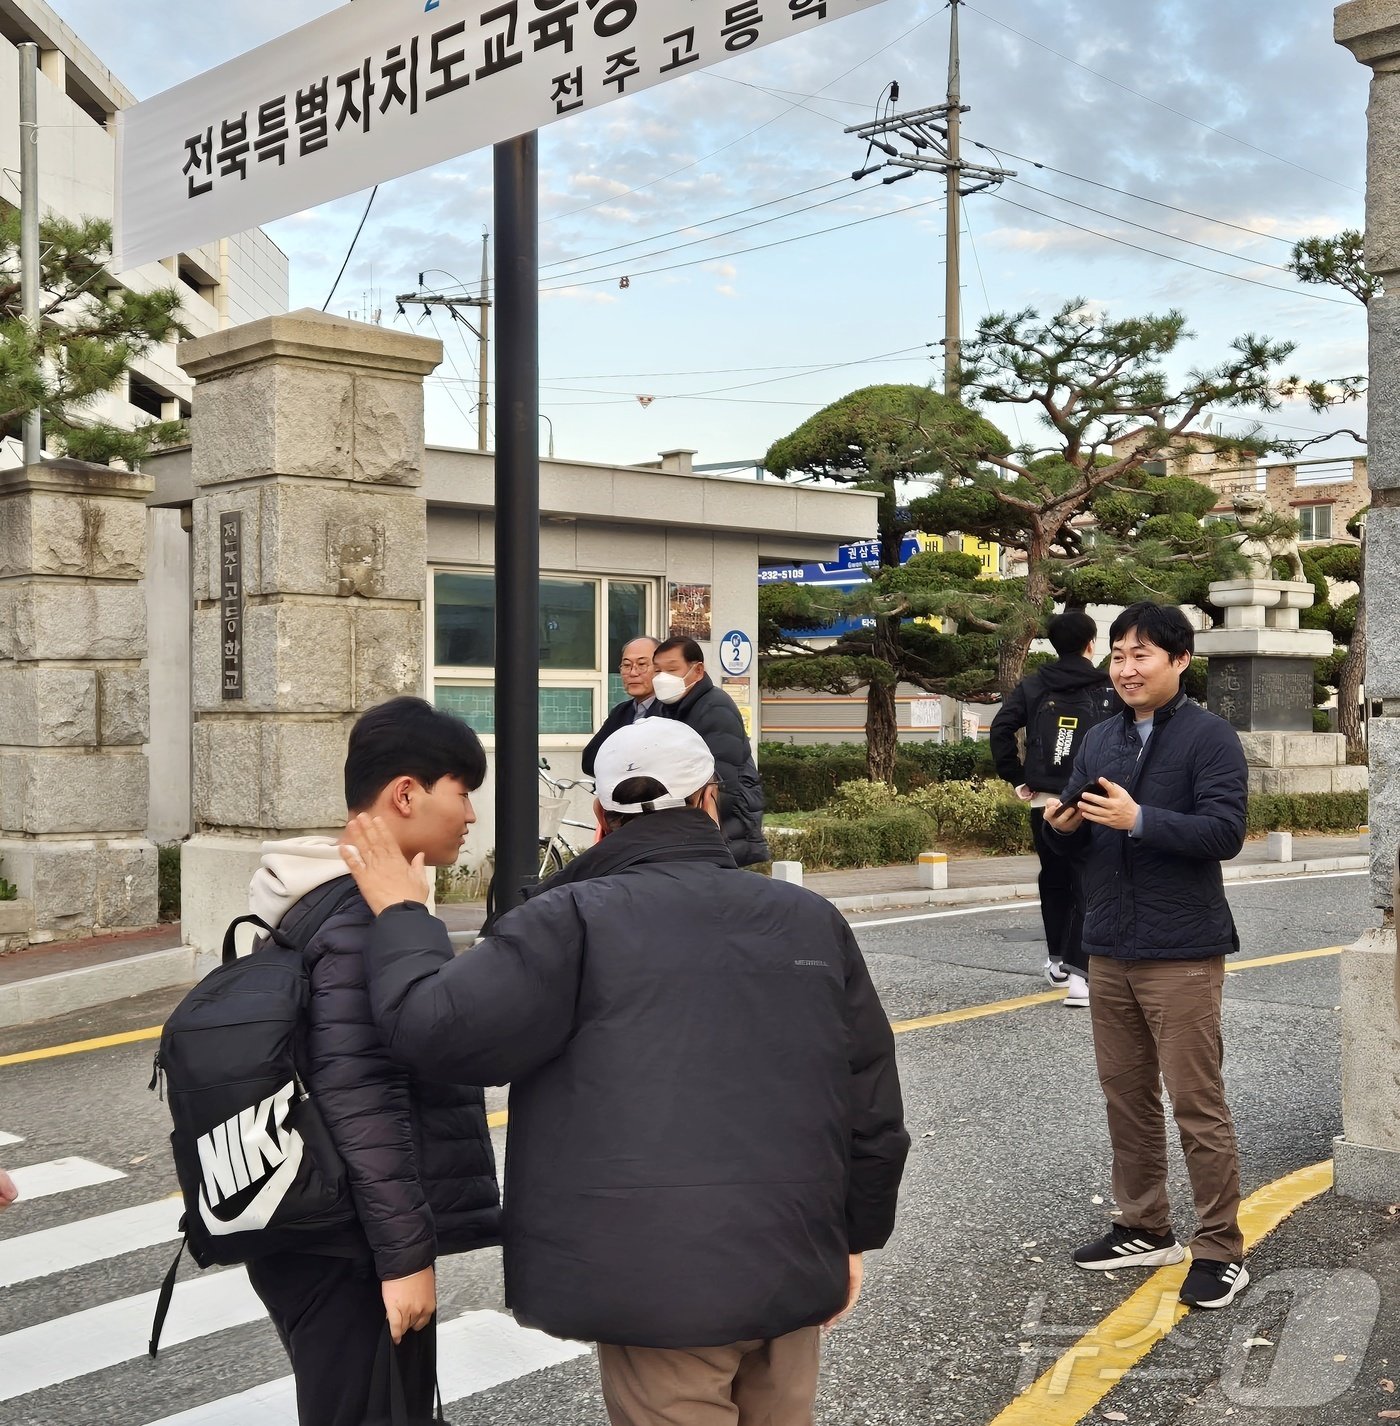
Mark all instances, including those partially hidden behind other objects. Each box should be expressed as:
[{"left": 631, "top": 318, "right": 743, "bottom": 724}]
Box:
[{"left": 652, "top": 669, "right": 693, "bottom": 705}]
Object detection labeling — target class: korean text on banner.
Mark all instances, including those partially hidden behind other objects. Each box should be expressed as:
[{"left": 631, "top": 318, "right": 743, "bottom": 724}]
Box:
[{"left": 113, "top": 0, "right": 890, "bottom": 273}]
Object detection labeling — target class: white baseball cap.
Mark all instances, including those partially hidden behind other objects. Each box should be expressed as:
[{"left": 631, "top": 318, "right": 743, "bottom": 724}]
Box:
[{"left": 593, "top": 719, "right": 716, "bottom": 814}]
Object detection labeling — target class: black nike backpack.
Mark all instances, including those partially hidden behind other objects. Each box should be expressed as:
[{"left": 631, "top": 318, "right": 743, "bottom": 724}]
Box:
[
  {"left": 147, "top": 876, "right": 363, "bottom": 1355},
  {"left": 1022, "top": 678, "right": 1120, "bottom": 791}
]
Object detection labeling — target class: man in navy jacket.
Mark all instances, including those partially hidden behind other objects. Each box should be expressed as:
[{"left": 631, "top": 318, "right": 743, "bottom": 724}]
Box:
[{"left": 1045, "top": 602, "right": 1250, "bottom": 1310}]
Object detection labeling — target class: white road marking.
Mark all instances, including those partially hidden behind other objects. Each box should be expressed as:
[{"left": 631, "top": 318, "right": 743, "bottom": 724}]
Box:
[
  {"left": 138, "top": 1309, "right": 590, "bottom": 1425},
  {"left": 853, "top": 868, "right": 1369, "bottom": 929},
  {"left": 8, "top": 1156, "right": 125, "bottom": 1201},
  {"left": 0, "top": 1268, "right": 264, "bottom": 1402},
  {"left": 0, "top": 1197, "right": 182, "bottom": 1288},
  {"left": 0, "top": 1130, "right": 24, "bottom": 1147}
]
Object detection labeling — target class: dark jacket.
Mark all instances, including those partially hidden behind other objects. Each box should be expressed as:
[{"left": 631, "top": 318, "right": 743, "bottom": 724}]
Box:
[
  {"left": 362, "top": 810, "right": 909, "bottom": 1348},
  {"left": 282, "top": 883, "right": 502, "bottom": 1281},
  {"left": 990, "top": 655, "right": 1120, "bottom": 793},
  {"left": 1048, "top": 695, "right": 1248, "bottom": 960},
  {"left": 663, "top": 674, "right": 770, "bottom": 866},
  {"left": 581, "top": 695, "right": 662, "bottom": 777}
]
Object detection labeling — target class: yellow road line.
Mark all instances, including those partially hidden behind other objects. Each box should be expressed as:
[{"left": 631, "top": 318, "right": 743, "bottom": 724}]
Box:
[
  {"left": 0, "top": 944, "right": 1350, "bottom": 1070},
  {"left": 987, "top": 1159, "right": 1335, "bottom": 1426},
  {"left": 0, "top": 1025, "right": 162, "bottom": 1068}
]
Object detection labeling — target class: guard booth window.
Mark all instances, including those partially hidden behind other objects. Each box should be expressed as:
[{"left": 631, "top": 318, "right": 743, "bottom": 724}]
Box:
[{"left": 430, "top": 570, "right": 655, "bottom": 740}]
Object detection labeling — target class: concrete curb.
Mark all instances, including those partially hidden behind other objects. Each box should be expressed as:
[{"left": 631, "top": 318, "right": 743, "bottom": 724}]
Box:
[
  {"left": 0, "top": 855, "right": 1371, "bottom": 1027},
  {"left": 827, "top": 854, "right": 1369, "bottom": 916}
]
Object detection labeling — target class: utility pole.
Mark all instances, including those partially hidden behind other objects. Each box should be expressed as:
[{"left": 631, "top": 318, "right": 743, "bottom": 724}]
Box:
[
  {"left": 395, "top": 252, "right": 492, "bottom": 451},
  {"left": 19, "top": 42, "right": 42, "bottom": 465},
  {"left": 844, "top": 0, "right": 1012, "bottom": 399}
]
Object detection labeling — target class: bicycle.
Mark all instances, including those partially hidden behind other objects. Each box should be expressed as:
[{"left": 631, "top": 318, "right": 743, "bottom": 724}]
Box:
[{"left": 537, "top": 757, "right": 596, "bottom": 879}]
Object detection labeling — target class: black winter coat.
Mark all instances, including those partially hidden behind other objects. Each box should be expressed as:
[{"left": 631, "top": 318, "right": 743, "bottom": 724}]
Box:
[
  {"left": 283, "top": 882, "right": 502, "bottom": 1281},
  {"left": 1048, "top": 695, "right": 1248, "bottom": 960},
  {"left": 362, "top": 810, "right": 909, "bottom": 1348},
  {"left": 581, "top": 696, "right": 662, "bottom": 777},
  {"left": 990, "top": 655, "right": 1120, "bottom": 793},
  {"left": 663, "top": 674, "right": 770, "bottom": 866}
]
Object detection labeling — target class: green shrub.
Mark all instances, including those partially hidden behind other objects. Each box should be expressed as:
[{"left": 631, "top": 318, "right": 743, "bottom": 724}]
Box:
[
  {"left": 1312, "top": 708, "right": 1333, "bottom": 733},
  {"left": 0, "top": 876, "right": 16, "bottom": 902},
  {"left": 1246, "top": 792, "right": 1368, "bottom": 835},
  {"left": 774, "top": 808, "right": 940, "bottom": 871},
  {"left": 157, "top": 844, "right": 181, "bottom": 921},
  {"left": 902, "top": 780, "right": 1031, "bottom": 852},
  {"left": 826, "top": 779, "right": 900, "bottom": 818},
  {"left": 759, "top": 740, "right": 994, "bottom": 812}
]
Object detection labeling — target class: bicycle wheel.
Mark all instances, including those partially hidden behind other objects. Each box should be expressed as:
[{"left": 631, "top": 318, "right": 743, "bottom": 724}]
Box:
[{"left": 539, "top": 841, "right": 566, "bottom": 881}]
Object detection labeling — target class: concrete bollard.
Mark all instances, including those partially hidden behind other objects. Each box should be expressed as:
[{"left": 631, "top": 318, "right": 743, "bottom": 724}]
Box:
[
  {"left": 771, "top": 861, "right": 805, "bottom": 887},
  {"left": 1266, "top": 830, "right": 1293, "bottom": 864},
  {"left": 916, "top": 851, "right": 949, "bottom": 890}
]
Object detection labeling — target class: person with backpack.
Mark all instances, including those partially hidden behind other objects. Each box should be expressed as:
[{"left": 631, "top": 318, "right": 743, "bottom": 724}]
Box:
[
  {"left": 196, "top": 698, "right": 501, "bottom": 1426},
  {"left": 990, "top": 610, "right": 1119, "bottom": 1008},
  {"left": 338, "top": 718, "right": 909, "bottom": 1426}
]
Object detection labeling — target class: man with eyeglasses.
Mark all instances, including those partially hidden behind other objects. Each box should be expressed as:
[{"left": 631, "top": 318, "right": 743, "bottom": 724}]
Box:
[{"left": 583, "top": 635, "right": 662, "bottom": 777}]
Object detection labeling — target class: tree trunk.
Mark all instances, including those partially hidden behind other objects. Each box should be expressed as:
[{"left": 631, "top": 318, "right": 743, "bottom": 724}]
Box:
[
  {"left": 997, "top": 540, "right": 1052, "bottom": 695},
  {"left": 865, "top": 615, "right": 900, "bottom": 784},
  {"left": 1337, "top": 540, "right": 1366, "bottom": 762}
]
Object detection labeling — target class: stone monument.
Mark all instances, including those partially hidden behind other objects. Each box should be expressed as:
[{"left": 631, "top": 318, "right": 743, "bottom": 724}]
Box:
[
  {"left": 1333, "top": 0, "right": 1400, "bottom": 1200},
  {"left": 1195, "top": 494, "right": 1364, "bottom": 795},
  {"left": 0, "top": 459, "right": 158, "bottom": 939},
  {"left": 176, "top": 310, "right": 442, "bottom": 960}
]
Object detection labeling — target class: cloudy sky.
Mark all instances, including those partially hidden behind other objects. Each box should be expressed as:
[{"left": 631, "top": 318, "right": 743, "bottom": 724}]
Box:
[{"left": 55, "top": 0, "right": 1372, "bottom": 468}]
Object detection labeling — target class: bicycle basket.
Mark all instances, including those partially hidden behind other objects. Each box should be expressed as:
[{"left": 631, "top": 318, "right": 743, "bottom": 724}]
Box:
[{"left": 538, "top": 795, "right": 569, "bottom": 842}]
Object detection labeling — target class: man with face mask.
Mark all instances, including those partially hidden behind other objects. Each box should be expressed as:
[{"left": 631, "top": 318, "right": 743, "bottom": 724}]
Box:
[
  {"left": 651, "top": 636, "right": 770, "bottom": 866},
  {"left": 339, "top": 719, "right": 909, "bottom": 1426}
]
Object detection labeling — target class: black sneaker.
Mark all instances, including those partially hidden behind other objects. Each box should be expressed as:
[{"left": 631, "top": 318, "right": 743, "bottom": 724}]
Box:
[
  {"left": 1072, "top": 1223, "right": 1186, "bottom": 1271},
  {"left": 1179, "top": 1257, "right": 1249, "bottom": 1308}
]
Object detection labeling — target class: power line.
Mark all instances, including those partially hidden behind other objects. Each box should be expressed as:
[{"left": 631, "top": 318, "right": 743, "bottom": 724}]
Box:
[
  {"left": 983, "top": 191, "right": 1356, "bottom": 306},
  {"left": 700, "top": 72, "right": 875, "bottom": 113},
  {"left": 541, "top": 10, "right": 937, "bottom": 227},
  {"left": 1003, "top": 177, "right": 1297, "bottom": 275},
  {"left": 972, "top": 142, "right": 1301, "bottom": 247},
  {"left": 965, "top": 4, "right": 1363, "bottom": 196},
  {"left": 539, "top": 193, "right": 946, "bottom": 293},
  {"left": 320, "top": 185, "right": 379, "bottom": 311}
]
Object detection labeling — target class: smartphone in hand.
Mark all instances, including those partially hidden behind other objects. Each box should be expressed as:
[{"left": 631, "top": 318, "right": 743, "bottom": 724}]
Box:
[{"left": 1058, "top": 776, "right": 1109, "bottom": 810}]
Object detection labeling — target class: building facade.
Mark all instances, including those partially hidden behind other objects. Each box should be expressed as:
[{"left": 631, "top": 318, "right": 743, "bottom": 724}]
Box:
[{"left": 0, "top": 0, "right": 289, "bottom": 468}]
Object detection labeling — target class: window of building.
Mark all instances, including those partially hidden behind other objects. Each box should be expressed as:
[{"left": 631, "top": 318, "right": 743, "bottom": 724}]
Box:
[
  {"left": 177, "top": 258, "right": 218, "bottom": 305},
  {"left": 1297, "top": 504, "right": 1333, "bottom": 542},
  {"left": 430, "top": 570, "right": 656, "bottom": 740},
  {"left": 128, "top": 372, "right": 173, "bottom": 419}
]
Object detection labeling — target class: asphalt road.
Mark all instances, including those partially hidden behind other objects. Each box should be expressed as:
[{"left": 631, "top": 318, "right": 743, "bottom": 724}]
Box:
[{"left": 0, "top": 870, "right": 1387, "bottom": 1426}]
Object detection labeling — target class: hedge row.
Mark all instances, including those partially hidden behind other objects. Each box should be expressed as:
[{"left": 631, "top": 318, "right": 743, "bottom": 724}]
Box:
[
  {"left": 766, "top": 787, "right": 1369, "bottom": 872},
  {"left": 759, "top": 740, "right": 997, "bottom": 812}
]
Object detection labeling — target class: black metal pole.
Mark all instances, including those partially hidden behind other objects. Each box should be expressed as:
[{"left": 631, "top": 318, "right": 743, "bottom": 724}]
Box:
[{"left": 490, "top": 133, "right": 540, "bottom": 921}]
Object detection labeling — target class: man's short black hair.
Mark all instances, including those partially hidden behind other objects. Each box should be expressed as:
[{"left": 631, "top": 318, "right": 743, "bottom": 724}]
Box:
[
  {"left": 655, "top": 636, "right": 705, "bottom": 664},
  {"left": 1108, "top": 601, "right": 1195, "bottom": 660},
  {"left": 1047, "top": 610, "right": 1098, "bottom": 659},
  {"left": 344, "top": 696, "right": 488, "bottom": 812}
]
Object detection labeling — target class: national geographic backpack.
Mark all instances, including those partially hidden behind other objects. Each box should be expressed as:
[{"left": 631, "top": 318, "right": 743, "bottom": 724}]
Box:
[
  {"left": 148, "top": 876, "right": 363, "bottom": 1354},
  {"left": 1023, "top": 677, "right": 1119, "bottom": 791}
]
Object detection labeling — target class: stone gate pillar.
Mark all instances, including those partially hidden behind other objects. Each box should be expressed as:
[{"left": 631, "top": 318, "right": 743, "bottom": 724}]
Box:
[
  {"left": 177, "top": 310, "right": 442, "bottom": 958},
  {"left": 1334, "top": 1, "right": 1400, "bottom": 1197},
  {"left": 0, "top": 460, "right": 157, "bottom": 938}
]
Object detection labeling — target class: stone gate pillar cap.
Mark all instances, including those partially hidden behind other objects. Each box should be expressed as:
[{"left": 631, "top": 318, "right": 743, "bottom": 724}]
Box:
[
  {"left": 1336, "top": 0, "right": 1400, "bottom": 66},
  {"left": 179, "top": 309, "right": 444, "bottom": 382}
]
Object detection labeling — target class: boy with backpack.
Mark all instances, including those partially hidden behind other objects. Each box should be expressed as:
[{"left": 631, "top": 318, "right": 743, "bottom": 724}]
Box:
[
  {"left": 990, "top": 611, "right": 1119, "bottom": 1008},
  {"left": 162, "top": 697, "right": 501, "bottom": 1426}
]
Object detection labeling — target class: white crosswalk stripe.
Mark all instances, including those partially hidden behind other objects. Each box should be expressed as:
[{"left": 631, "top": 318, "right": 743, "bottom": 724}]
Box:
[
  {"left": 0, "top": 1196, "right": 182, "bottom": 1288},
  {"left": 0, "top": 1143, "right": 589, "bottom": 1421},
  {"left": 8, "top": 1155, "right": 126, "bottom": 1200}
]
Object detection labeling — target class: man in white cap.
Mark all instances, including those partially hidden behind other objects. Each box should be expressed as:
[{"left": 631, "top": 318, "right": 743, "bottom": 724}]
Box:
[{"left": 340, "top": 719, "right": 909, "bottom": 1426}]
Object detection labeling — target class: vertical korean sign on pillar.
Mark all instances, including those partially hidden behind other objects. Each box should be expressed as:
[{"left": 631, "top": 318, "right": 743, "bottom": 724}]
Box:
[{"left": 114, "top": 0, "right": 890, "bottom": 271}]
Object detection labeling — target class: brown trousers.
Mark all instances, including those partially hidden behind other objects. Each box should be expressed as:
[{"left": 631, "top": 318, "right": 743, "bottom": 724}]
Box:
[
  {"left": 597, "top": 1327, "right": 822, "bottom": 1426},
  {"left": 1088, "top": 955, "right": 1244, "bottom": 1261}
]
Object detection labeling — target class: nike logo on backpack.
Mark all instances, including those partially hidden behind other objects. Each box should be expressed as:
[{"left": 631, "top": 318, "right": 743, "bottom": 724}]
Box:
[{"left": 196, "top": 1082, "right": 304, "bottom": 1235}]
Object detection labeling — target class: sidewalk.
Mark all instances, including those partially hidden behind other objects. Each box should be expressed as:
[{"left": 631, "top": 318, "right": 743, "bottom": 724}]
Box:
[{"left": 0, "top": 832, "right": 1370, "bottom": 1029}]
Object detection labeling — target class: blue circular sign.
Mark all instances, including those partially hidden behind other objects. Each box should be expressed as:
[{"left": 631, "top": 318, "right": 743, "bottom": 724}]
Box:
[{"left": 718, "top": 630, "right": 753, "bottom": 677}]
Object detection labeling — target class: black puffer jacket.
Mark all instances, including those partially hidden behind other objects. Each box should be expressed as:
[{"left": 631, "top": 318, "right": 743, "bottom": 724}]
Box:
[
  {"left": 1047, "top": 695, "right": 1248, "bottom": 960},
  {"left": 663, "top": 674, "right": 770, "bottom": 866},
  {"left": 283, "top": 882, "right": 501, "bottom": 1280},
  {"left": 363, "top": 810, "right": 909, "bottom": 1348}
]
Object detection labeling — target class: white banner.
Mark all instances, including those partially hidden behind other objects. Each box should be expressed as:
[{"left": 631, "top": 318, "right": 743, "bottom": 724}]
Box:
[{"left": 114, "top": 0, "right": 889, "bottom": 272}]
